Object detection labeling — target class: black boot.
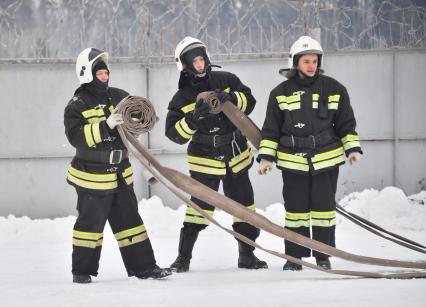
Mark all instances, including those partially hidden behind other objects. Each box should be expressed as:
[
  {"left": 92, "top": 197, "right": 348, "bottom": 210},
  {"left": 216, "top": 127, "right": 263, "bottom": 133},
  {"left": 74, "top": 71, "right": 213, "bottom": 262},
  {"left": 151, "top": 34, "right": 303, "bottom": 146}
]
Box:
[
  {"left": 73, "top": 274, "right": 92, "bottom": 283},
  {"left": 316, "top": 257, "right": 331, "bottom": 270},
  {"left": 170, "top": 227, "right": 199, "bottom": 273},
  {"left": 283, "top": 258, "right": 303, "bottom": 271},
  {"left": 237, "top": 241, "right": 268, "bottom": 269},
  {"left": 136, "top": 265, "right": 172, "bottom": 279}
]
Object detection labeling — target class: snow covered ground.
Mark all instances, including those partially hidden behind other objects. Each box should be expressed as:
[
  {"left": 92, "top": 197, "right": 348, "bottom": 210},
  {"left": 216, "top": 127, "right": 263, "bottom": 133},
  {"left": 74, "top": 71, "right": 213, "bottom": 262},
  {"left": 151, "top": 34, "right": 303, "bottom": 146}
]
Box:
[{"left": 0, "top": 187, "right": 425, "bottom": 307}]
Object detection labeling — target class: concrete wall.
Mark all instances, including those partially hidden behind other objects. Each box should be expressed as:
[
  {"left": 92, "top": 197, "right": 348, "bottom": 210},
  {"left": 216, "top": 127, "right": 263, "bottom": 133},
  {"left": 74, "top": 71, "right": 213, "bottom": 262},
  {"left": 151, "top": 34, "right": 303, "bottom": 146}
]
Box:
[{"left": 0, "top": 50, "right": 425, "bottom": 218}]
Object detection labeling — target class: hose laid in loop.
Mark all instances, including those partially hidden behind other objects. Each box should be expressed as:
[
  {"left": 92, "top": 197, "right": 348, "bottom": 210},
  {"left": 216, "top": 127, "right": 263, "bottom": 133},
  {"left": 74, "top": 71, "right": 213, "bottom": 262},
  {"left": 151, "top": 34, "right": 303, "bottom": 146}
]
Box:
[{"left": 115, "top": 95, "right": 426, "bottom": 279}]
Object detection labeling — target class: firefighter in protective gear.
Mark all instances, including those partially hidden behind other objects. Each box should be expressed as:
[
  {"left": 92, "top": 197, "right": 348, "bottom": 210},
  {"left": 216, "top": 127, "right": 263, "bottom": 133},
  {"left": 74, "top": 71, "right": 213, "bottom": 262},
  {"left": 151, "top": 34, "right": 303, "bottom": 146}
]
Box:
[
  {"left": 166, "top": 36, "right": 268, "bottom": 272},
  {"left": 64, "top": 47, "right": 171, "bottom": 283},
  {"left": 258, "top": 36, "right": 363, "bottom": 271}
]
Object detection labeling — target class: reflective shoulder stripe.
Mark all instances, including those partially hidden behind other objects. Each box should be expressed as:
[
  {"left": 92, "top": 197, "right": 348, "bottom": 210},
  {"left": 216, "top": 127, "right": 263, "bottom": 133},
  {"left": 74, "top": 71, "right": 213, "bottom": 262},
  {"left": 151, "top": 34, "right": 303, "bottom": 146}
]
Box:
[
  {"left": 328, "top": 94, "right": 341, "bottom": 102},
  {"left": 312, "top": 93, "right": 319, "bottom": 101},
  {"left": 276, "top": 95, "right": 300, "bottom": 103},
  {"left": 181, "top": 103, "right": 196, "bottom": 114},
  {"left": 82, "top": 108, "right": 105, "bottom": 119},
  {"left": 278, "top": 102, "right": 301, "bottom": 111},
  {"left": 224, "top": 87, "right": 231, "bottom": 93}
]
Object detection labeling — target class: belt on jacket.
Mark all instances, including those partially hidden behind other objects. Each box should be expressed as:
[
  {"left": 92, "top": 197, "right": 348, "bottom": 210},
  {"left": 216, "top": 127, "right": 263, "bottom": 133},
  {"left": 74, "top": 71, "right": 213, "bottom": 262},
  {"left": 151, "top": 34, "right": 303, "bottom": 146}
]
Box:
[
  {"left": 192, "top": 130, "right": 243, "bottom": 148},
  {"left": 76, "top": 148, "right": 128, "bottom": 164},
  {"left": 280, "top": 129, "right": 335, "bottom": 149}
]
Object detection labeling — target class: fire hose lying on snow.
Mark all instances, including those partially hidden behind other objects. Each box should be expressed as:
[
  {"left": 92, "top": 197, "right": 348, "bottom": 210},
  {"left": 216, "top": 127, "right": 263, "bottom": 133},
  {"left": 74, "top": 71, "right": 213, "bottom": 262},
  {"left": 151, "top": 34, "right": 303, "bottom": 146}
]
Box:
[{"left": 115, "top": 95, "right": 426, "bottom": 279}]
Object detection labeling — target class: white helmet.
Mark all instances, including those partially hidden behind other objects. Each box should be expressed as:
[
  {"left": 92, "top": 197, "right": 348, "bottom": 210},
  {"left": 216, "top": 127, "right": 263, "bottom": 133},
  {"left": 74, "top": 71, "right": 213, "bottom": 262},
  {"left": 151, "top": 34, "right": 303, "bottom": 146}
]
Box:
[
  {"left": 174, "top": 36, "right": 210, "bottom": 72},
  {"left": 287, "top": 36, "right": 323, "bottom": 69},
  {"left": 75, "top": 47, "right": 109, "bottom": 84}
]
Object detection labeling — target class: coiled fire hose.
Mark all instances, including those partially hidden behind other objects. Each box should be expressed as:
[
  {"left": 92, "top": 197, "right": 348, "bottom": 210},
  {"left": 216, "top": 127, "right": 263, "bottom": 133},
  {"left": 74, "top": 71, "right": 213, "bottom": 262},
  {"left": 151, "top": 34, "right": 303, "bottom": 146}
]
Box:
[{"left": 115, "top": 95, "right": 426, "bottom": 279}]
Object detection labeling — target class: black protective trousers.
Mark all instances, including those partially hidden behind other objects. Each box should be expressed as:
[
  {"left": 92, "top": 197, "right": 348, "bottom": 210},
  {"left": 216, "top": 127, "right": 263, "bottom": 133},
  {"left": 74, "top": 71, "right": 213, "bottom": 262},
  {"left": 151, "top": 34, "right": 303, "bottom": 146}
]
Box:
[
  {"left": 72, "top": 187, "right": 156, "bottom": 276},
  {"left": 184, "top": 170, "right": 260, "bottom": 248},
  {"left": 281, "top": 168, "right": 339, "bottom": 259}
]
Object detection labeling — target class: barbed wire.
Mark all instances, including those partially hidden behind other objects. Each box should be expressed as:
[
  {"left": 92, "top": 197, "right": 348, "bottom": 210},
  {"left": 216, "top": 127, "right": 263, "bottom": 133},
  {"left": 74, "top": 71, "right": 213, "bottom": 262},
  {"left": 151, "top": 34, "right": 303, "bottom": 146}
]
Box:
[{"left": 0, "top": 0, "right": 425, "bottom": 59}]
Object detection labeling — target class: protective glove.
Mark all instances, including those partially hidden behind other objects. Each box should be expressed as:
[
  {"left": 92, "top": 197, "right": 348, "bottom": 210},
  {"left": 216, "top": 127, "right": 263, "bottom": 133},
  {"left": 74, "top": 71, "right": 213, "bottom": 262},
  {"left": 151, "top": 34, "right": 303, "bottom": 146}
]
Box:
[
  {"left": 106, "top": 113, "right": 124, "bottom": 129},
  {"left": 348, "top": 152, "right": 363, "bottom": 165},
  {"left": 192, "top": 98, "right": 212, "bottom": 122},
  {"left": 215, "top": 89, "right": 234, "bottom": 104},
  {"left": 257, "top": 159, "right": 273, "bottom": 175}
]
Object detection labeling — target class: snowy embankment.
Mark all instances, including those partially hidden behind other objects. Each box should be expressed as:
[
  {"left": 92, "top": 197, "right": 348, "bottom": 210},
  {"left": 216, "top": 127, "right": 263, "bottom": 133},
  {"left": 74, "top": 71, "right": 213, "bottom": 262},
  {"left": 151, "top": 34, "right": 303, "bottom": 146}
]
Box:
[{"left": 0, "top": 187, "right": 425, "bottom": 307}]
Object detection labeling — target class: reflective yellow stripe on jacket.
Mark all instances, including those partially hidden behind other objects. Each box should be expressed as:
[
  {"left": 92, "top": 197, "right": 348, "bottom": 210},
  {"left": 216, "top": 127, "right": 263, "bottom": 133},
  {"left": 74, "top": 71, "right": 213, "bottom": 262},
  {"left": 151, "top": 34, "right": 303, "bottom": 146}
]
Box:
[
  {"left": 83, "top": 123, "right": 102, "bottom": 147},
  {"left": 175, "top": 117, "right": 197, "bottom": 140},
  {"left": 67, "top": 165, "right": 134, "bottom": 190},
  {"left": 229, "top": 147, "right": 253, "bottom": 173},
  {"left": 224, "top": 87, "right": 247, "bottom": 112},
  {"left": 276, "top": 95, "right": 301, "bottom": 111},
  {"left": 341, "top": 134, "right": 361, "bottom": 151},
  {"left": 259, "top": 139, "right": 278, "bottom": 158},
  {"left": 187, "top": 156, "right": 227, "bottom": 175},
  {"left": 181, "top": 103, "right": 196, "bottom": 114},
  {"left": 277, "top": 151, "right": 309, "bottom": 172},
  {"left": 311, "top": 147, "right": 345, "bottom": 171},
  {"left": 82, "top": 108, "right": 106, "bottom": 123}
]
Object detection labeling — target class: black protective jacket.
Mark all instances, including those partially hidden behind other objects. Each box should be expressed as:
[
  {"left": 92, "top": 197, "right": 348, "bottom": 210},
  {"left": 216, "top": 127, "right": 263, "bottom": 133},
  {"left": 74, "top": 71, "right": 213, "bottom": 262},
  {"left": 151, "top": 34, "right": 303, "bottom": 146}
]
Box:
[
  {"left": 258, "top": 73, "right": 362, "bottom": 175},
  {"left": 64, "top": 84, "right": 133, "bottom": 193},
  {"left": 165, "top": 71, "right": 256, "bottom": 178}
]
